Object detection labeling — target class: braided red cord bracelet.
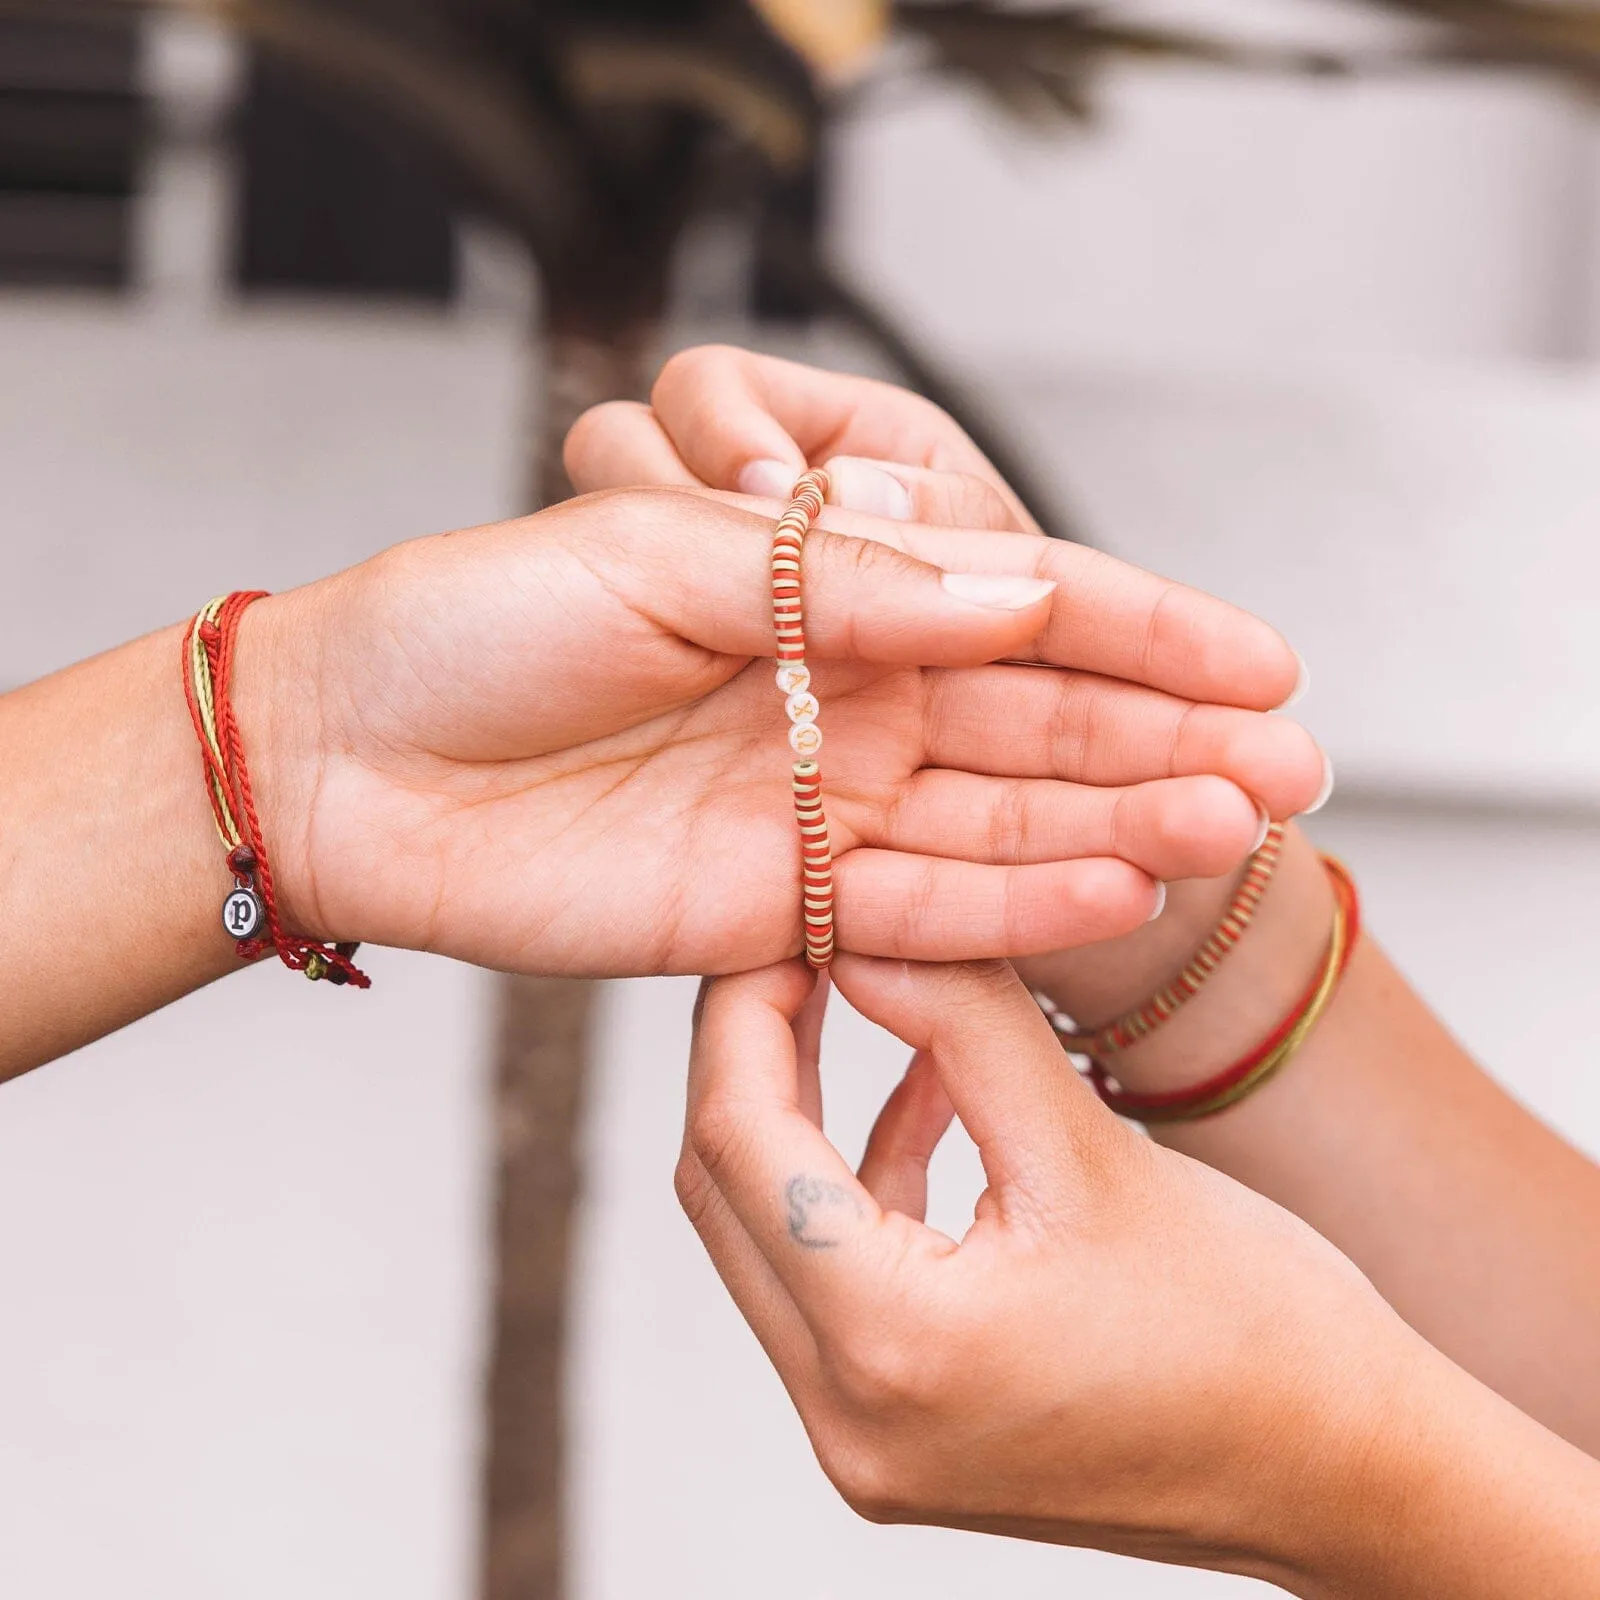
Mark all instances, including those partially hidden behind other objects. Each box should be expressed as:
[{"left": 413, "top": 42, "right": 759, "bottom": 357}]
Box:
[
  {"left": 773, "top": 470, "right": 834, "bottom": 968},
  {"left": 182, "top": 592, "right": 369, "bottom": 987},
  {"left": 1085, "top": 855, "right": 1359, "bottom": 1123}
]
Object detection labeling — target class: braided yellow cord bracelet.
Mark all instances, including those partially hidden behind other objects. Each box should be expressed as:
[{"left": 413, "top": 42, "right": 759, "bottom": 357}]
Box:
[{"left": 772, "top": 469, "right": 834, "bottom": 968}]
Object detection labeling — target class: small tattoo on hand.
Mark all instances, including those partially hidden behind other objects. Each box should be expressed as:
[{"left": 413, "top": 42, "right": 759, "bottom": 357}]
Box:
[{"left": 785, "top": 1174, "right": 861, "bottom": 1250}]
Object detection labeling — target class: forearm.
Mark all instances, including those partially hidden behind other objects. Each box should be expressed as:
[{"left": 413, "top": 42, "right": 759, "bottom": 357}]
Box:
[
  {"left": 1290, "top": 1340, "right": 1600, "bottom": 1599},
  {"left": 0, "top": 598, "right": 315, "bottom": 1078},
  {"left": 1022, "top": 824, "right": 1600, "bottom": 1454}
]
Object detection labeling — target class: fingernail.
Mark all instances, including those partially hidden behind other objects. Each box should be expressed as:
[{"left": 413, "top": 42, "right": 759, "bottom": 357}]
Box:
[
  {"left": 940, "top": 572, "right": 1057, "bottom": 611},
  {"left": 1279, "top": 652, "right": 1310, "bottom": 710},
  {"left": 826, "top": 456, "right": 914, "bottom": 520},
  {"left": 1304, "top": 756, "right": 1335, "bottom": 815},
  {"left": 1249, "top": 803, "right": 1271, "bottom": 854},
  {"left": 737, "top": 457, "right": 800, "bottom": 500},
  {"left": 1146, "top": 882, "right": 1168, "bottom": 923}
]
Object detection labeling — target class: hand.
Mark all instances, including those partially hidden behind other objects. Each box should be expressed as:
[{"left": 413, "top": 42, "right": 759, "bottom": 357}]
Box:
[
  {"left": 677, "top": 956, "right": 1600, "bottom": 1595},
  {"left": 570, "top": 343, "right": 1329, "bottom": 1002},
  {"left": 246, "top": 484, "right": 1323, "bottom": 976},
  {"left": 567, "top": 343, "right": 1049, "bottom": 535}
]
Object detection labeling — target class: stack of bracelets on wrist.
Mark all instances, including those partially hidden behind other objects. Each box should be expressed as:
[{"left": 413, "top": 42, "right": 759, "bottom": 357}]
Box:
[
  {"left": 1051, "top": 822, "right": 1286, "bottom": 1056},
  {"left": 772, "top": 469, "right": 834, "bottom": 968},
  {"left": 1037, "top": 826, "right": 1361, "bottom": 1122},
  {"left": 183, "top": 592, "right": 370, "bottom": 988}
]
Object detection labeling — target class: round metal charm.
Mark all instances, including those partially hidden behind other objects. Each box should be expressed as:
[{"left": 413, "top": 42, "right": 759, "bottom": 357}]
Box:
[{"left": 222, "top": 886, "right": 266, "bottom": 941}]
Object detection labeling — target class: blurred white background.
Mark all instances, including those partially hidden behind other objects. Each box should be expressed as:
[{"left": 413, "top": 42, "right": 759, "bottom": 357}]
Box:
[{"left": 4, "top": 3, "right": 1600, "bottom": 1596}]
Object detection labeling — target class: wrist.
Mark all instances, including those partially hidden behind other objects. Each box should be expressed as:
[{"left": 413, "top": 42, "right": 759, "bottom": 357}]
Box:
[
  {"left": 227, "top": 584, "right": 336, "bottom": 942},
  {"left": 1021, "top": 824, "right": 1333, "bottom": 1096},
  {"left": 1017, "top": 868, "right": 1245, "bottom": 1028}
]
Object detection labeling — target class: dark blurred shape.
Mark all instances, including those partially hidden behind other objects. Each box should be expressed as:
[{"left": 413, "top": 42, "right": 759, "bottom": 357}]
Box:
[
  {"left": 235, "top": 51, "right": 457, "bottom": 299},
  {"left": 0, "top": 16, "right": 138, "bottom": 288}
]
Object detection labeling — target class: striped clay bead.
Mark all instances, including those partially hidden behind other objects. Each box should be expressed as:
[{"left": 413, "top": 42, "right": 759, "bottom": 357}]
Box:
[
  {"left": 1047, "top": 822, "right": 1286, "bottom": 1056},
  {"left": 793, "top": 759, "right": 834, "bottom": 967},
  {"left": 773, "top": 470, "right": 834, "bottom": 968},
  {"left": 771, "top": 469, "right": 827, "bottom": 663}
]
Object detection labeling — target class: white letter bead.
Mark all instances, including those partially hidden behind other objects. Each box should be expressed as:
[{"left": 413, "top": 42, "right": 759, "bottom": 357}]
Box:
[
  {"left": 775, "top": 661, "right": 811, "bottom": 695},
  {"left": 784, "top": 690, "right": 820, "bottom": 723},
  {"left": 788, "top": 719, "right": 823, "bottom": 757}
]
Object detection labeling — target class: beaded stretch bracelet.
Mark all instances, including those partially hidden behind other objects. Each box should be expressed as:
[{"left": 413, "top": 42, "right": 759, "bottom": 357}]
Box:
[
  {"left": 182, "top": 592, "right": 370, "bottom": 987},
  {"left": 772, "top": 469, "right": 834, "bottom": 968},
  {"left": 1067, "top": 855, "right": 1360, "bottom": 1125},
  {"left": 1040, "top": 821, "right": 1285, "bottom": 1057}
]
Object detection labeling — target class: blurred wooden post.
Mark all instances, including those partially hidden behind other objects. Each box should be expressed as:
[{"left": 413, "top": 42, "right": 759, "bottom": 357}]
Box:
[{"left": 480, "top": 321, "right": 656, "bottom": 1600}]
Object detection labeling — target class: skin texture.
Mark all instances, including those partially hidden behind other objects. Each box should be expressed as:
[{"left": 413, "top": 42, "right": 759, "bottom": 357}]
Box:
[
  {"left": 680, "top": 955, "right": 1600, "bottom": 1596},
  {"left": 586, "top": 345, "right": 1600, "bottom": 1581},
  {"left": 1021, "top": 824, "right": 1600, "bottom": 1461},
  {"left": 0, "top": 477, "right": 1323, "bottom": 1080}
]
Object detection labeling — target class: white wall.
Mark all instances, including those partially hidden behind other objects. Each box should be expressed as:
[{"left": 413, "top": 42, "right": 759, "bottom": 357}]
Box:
[{"left": 6, "top": 3, "right": 1600, "bottom": 1594}]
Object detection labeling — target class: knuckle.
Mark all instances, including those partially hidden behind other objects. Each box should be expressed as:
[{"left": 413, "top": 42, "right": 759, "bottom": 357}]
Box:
[
  {"left": 953, "top": 956, "right": 1017, "bottom": 994},
  {"left": 826, "top": 1335, "right": 921, "bottom": 1415},
  {"left": 834, "top": 529, "right": 899, "bottom": 582},
  {"left": 815, "top": 1433, "right": 913, "bottom": 1526},
  {"left": 1071, "top": 857, "right": 1140, "bottom": 922},
  {"left": 903, "top": 387, "right": 961, "bottom": 441},
  {"left": 946, "top": 472, "right": 1015, "bottom": 532},
  {"left": 1107, "top": 783, "right": 1138, "bottom": 858},
  {"left": 1167, "top": 698, "right": 1202, "bottom": 777},
  {"left": 684, "top": 1097, "right": 754, "bottom": 1192},
  {"left": 651, "top": 343, "right": 732, "bottom": 408},
  {"left": 821, "top": 1300, "right": 952, "bottom": 1420},
  {"left": 561, "top": 400, "right": 626, "bottom": 480},
  {"left": 1141, "top": 580, "right": 1200, "bottom": 683},
  {"left": 992, "top": 779, "right": 1035, "bottom": 860},
  {"left": 673, "top": 1150, "right": 717, "bottom": 1231},
  {"left": 561, "top": 482, "right": 689, "bottom": 553}
]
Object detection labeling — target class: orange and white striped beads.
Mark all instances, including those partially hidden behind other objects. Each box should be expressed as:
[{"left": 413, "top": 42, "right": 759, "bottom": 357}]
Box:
[
  {"left": 773, "top": 468, "right": 834, "bottom": 967},
  {"left": 1043, "top": 821, "right": 1287, "bottom": 1057},
  {"left": 793, "top": 760, "right": 834, "bottom": 967}
]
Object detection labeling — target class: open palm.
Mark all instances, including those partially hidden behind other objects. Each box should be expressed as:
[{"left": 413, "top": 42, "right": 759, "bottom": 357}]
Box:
[{"left": 269, "top": 485, "right": 1323, "bottom": 977}]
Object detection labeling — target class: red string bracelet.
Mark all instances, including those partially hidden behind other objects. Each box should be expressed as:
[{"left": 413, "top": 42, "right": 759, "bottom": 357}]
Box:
[
  {"left": 182, "top": 592, "right": 370, "bottom": 988},
  {"left": 1083, "top": 856, "right": 1359, "bottom": 1123}
]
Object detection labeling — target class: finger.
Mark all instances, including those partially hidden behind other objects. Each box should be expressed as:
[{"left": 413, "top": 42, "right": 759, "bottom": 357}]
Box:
[
  {"left": 633, "top": 486, "right": 1302, "bottom": 710},
  {"left": 650, "top": 345, "right": 1041, "bottom": 531},
  {"left": 834, "top": 851, "right": 1160, "bottom": 960},
  {"left": 676, "top": 1142, "right": 820, "bottom": 1383},
  {"left": 830, "top": 956, "right": 1118, "bottom": 1210},
  {"left": 792, "top": 968, "right": 831, "bottom": 1128},
  {"left": 687, "top": 964, "right": 922, "bottom": 1322},
  {"left": 856, "top": 1050, "right": 955, "bottom": 1223},
  {"left": 876, "top": 771, "right": 1264, "bottom": 880},
  {"left": 921, "top": 665, "right": 1327, "bottom": 819},
  {"left": 888, "top": 522, "right": 1302, "bottom": 711},
  {"left": 581, "top": 488, "right": 1058, "bottom": 668},
  {"left": 564, "top": 400, "right": 699, "bottom": 494},
  {"left": 678, "top": 970, "right": 826, "bottom": 1381},
  {"left": 821, "top": 457, "right": 1024, "bottom": 533}
]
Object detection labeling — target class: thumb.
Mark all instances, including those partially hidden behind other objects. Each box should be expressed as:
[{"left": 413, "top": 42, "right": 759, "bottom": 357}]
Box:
[
  {"left": 587, "top": 488, "right": 1057, "bottom": 667},
  {"left": 828, "top": 955, "right": 1121, "bottom": 1209}
]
